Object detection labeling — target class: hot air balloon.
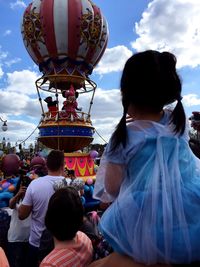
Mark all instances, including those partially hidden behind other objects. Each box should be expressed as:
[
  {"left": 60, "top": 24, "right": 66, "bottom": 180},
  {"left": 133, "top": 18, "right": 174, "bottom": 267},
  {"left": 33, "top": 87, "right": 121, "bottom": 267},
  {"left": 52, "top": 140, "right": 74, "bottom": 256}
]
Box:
[
  {"left": 21, "top": 0, "right": 109, "bottom": 152},
  {"left": 21, "top": 0, "right": 108, "bottom": 89}
]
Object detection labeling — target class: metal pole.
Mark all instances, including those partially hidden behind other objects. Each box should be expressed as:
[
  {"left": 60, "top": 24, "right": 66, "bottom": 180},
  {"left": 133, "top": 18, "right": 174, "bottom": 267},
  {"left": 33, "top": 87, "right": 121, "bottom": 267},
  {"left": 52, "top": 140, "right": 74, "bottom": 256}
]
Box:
[
  {"left": 35, "top": 80, "right": 45, "bottom": 116},
  {"left": 87, "top": 80, "right": 96, "bottom": 116}
]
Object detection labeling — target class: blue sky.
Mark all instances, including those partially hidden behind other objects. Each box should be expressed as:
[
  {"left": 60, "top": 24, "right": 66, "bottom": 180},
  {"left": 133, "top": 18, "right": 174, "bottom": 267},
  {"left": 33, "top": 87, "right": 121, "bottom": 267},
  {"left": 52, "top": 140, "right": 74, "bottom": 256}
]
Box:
[{"left": 0, "top": 0, "right": 200, "bottom": 147}]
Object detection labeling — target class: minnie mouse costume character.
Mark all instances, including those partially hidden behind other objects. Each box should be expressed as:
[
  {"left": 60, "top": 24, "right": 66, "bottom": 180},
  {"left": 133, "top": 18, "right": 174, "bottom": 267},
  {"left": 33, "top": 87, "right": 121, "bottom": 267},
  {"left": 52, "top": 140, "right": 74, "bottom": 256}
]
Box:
[{"left": 62, "top": 85, "right": 82, "bottom": 121}]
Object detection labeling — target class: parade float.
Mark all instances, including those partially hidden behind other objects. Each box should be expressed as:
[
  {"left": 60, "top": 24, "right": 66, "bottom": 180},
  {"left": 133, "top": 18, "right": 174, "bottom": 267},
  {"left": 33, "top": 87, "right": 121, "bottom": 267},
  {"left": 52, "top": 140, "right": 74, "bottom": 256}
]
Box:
[{"left": 19, "top": 0, "right": 108, "bottom": 207}]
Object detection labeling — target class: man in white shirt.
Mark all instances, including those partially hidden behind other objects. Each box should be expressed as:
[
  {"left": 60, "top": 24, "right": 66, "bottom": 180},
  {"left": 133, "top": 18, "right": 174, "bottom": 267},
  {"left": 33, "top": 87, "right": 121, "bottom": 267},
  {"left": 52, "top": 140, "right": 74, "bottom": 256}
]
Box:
[{"left": 18, "top": 150, "right": 65, "bottom": 267}]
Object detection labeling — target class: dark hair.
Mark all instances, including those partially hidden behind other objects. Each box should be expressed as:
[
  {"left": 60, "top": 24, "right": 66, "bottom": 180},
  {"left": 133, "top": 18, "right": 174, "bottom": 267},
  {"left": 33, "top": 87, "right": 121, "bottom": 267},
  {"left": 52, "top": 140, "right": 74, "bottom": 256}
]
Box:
[
  {"left": 112, "top": 50, "right": 186, "bottom": 149},
  {"left": 45, "top": 187, "right": 84, "bottom": 241},
  {"left": 46, "top": 150, "right": 64, "bottom": 172},
  {"left": 75, "top": 91, "right": 79, "bottom": 99},
  {"left": 68, "top": 169, "right": 75, "bottom": 176},
  {"left": 33, "top": 165, "right": 48, "bottom": 177}
]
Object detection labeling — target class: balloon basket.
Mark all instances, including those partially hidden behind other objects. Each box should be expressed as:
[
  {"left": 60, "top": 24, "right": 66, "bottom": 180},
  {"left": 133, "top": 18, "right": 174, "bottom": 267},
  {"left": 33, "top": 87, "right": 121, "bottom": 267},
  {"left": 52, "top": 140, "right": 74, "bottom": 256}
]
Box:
[{"left": 38, "top": 112, "right": 94, "bottom": 152}]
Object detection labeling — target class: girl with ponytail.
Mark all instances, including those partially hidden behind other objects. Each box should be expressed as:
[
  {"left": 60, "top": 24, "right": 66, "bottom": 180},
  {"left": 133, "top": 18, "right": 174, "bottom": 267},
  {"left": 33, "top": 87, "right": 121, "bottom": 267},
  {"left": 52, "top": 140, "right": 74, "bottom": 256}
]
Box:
[{"left": 93, "top": 50, "right": 200, "bottom": 265}]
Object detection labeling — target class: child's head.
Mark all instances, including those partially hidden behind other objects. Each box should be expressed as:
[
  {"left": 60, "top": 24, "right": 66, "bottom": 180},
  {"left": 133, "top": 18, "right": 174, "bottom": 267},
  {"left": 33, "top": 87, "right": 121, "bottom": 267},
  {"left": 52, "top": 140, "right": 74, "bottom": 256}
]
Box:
[
  {"left": 112, "top": 50, "right": 185, "bottom": 148},
  {"left": 45, "top": 187, "right": 84, "bottom": 241},
  {"left": 121, "top": 50, "right": 181, "bottom": 111}
]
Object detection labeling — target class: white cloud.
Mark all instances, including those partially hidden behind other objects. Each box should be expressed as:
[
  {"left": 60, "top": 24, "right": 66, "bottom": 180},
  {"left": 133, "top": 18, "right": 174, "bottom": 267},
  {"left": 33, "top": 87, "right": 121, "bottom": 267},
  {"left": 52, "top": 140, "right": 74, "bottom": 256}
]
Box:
[
  {"left": 92, "top": 117, "right": 119, "bottom": 144},
  {"left": 92, "top": 89, "right": 123, "bottom": 143},
  {"left": 77, "top": 87, "right": 122, "bottom": 119},
  {"left": 77, "top": 88, "right": 122, "bottom": 143},
  {"left": 5, "top": 58, "right": 21, "bottom": 67},
  {"left": 0, "top": 46, "right": 8, "bottom": 78},
  {"left": 95, "top": 46, "right": 132, "bottom": 74},
  {"left": 3, "top": 30, "right": 11, "bottom": 36},
  {"left": 0, "top": 90, "right": 40, "bottom": 117},
  {"left": 0, "top": 71, "right": 41, "bottom": 144},
  {"left": 0, "top": 47, "right": 20, "bottom": 68},
  {"left": 0, "top": 46, "right": 8, "bottom": 60},
  {"left": 1, "top": 119, "right": 39, "bottom": 147},
  {"left": 10, "top": 0, "right": 26, "bottom": 9},
  {"left": 92, "top": 88, "right": 122, "bottom": 119},
  {"left": 131, "top": 0, "right": 200, "bottom": 68},
  {"left": 6, "top": 70, "right": 40, "bottom": 95},
  {"left": 0, "top": 89, "right": 41, "bottom": 144},
  {"left": 183, "top": 94, "right": 200, "bottom": 107}
]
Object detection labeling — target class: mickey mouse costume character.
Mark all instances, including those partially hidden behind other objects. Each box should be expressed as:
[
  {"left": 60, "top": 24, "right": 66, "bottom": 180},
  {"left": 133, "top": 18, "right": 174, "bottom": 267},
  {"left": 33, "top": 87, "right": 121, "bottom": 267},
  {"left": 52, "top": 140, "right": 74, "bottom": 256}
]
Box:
[{"left": 44, "top": 96, "right": 58, "bottom": 118}]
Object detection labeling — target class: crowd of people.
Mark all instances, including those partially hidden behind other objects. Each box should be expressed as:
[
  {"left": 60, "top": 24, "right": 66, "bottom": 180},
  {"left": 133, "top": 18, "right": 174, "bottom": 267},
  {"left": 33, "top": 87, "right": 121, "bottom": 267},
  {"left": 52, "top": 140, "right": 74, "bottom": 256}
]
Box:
[
  {"left": 0, "top": 149, "right": 116, "bottom": 267},
  {"left": 1, "top": 50, "right": 200, "bottom": 267}
]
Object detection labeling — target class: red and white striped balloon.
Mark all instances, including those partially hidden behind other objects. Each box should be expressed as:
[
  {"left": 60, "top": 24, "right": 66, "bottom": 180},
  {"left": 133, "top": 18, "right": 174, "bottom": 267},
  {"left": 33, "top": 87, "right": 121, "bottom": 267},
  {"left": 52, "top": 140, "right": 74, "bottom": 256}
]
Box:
[{"left": 21, "top": 0, "right": 108, "bottom": 78}]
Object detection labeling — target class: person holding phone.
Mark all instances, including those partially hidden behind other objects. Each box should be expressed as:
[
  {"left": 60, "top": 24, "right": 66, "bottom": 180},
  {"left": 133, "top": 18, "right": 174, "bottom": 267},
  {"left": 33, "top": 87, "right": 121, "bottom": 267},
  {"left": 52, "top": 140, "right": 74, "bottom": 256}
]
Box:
[{"left": 7, "top": 173, "right": 31, "bottom": 267}]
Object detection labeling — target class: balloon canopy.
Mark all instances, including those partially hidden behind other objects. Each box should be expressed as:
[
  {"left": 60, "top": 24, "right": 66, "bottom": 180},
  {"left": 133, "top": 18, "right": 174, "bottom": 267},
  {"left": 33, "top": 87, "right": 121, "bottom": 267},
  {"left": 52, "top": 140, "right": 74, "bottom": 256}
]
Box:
[{"left": 21, "top": 0, "right": 108, "bottom": 88}]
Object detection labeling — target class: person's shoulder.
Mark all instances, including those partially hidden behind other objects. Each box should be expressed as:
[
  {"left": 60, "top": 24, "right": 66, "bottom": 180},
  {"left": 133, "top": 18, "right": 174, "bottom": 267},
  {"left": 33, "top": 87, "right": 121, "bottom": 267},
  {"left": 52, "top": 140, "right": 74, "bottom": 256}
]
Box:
[
  {"left": 76, "top": 231, "right": 93, "bottom": 259},
  {"left": 27, "top": 175, "right": 54, "bottom": 192},
  {"left": 29, "top": 175, "right": 47, "bottom": 185},
  {"left": 77, "top": 230, "right": 89, "bottom": 238},
  {"left": 77, "top": 231, "right": 92, "bottom": 245},
  {"left": 40, "top": 258, "right": 56, "bottom": 267},
  {"left": 41, "top": 246, "right": 77, "bottom": 266},
  {"left": 40, "top": 249, "right": 57, "bottom": 266}
]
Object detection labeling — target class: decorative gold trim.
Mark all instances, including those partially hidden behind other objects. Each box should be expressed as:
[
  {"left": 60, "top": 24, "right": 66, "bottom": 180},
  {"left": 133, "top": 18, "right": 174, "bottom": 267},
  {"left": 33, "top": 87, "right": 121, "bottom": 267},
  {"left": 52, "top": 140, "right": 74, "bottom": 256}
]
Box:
[
  {"left": 38, "top": 136, "right": 94, "bottom": 139},
  {"left": 22, "top": 7, "right": 44, "bottom": 47},
  {"left": 64, "top": 153, "right": 89, "bottom": 157},
  {"left": 87, "top": 160, "right": 94, "bottom": 175},
  {"left": 39, "top": 121, "right": 94, "bottom": 128},
  {"left": 76, "top": 159, "right": 87, "bottom": 176}
]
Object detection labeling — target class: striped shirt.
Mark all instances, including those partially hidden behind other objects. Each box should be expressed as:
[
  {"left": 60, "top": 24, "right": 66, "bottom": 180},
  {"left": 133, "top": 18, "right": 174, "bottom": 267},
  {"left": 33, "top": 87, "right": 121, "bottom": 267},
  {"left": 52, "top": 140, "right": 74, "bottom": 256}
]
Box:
[{"left": 40, "top": 231, "right": 93, "bottom": 267}]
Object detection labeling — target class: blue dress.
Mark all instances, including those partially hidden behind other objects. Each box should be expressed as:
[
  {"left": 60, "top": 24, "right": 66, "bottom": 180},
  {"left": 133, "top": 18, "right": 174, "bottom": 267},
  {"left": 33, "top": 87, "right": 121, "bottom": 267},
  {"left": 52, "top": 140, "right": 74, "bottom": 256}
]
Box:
[{"left": 93, "top": 110, "right": 200, "bottom": 264}]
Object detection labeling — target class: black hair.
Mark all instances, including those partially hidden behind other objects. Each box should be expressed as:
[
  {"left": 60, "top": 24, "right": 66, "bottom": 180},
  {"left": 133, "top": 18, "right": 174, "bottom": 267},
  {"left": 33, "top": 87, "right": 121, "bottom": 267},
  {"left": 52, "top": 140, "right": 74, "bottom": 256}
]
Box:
[
  {"left": 68, "top": 169, "right": 75, "bottom": 176},
  {"left": 61, "top": 90, "right": 66, "bottom": 98},
  {"left": 46, "top": 150, "right": 64, "bottom": 172},
  {"left": 112, "top": 50, "right": 186, "bottom": 149},
  {"left": 75, "top": 91, "right": 79, "bottom": 99},
  {"left": 33, "top": 165, "right": 48, "bottom": 177},
  {"left": 45, "top": 187, "right": 84, "bottom": 241}
]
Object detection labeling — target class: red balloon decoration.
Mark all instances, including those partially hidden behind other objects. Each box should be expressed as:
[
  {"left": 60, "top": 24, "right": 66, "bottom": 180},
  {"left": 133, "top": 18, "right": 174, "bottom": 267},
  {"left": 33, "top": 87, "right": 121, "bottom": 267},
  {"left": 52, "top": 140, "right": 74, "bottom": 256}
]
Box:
[
  {"left": 1, "top": 154, "right": 20, "bottom": 177},
  {"left": 90, "top": 150, "right": 99, "bottom": 159},
  {"left": 30, "top": 156, "right": 46, "bottom": 168}
]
